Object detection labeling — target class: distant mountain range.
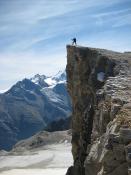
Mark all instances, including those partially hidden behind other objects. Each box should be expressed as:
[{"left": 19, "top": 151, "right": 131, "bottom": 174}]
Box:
[{"left": 0, "top": 70, "right": 72, "bottom": 150}]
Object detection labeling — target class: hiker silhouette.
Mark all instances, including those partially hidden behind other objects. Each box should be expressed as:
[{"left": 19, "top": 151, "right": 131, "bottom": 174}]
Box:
[{"left": 72, "top": 38, "right": 77, "bottom": 45}]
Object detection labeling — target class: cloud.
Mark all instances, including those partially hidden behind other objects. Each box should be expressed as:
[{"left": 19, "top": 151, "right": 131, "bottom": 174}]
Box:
[
  {"left": 113, "top": 13, "right": 131, "bottom": 27},
  {"left": 0, "top": 0, "right": 129, "bottom": 53},
  {"left": 0, "top": 52, "right": 66, "bottom": 89},
  {"left": 93, "top": 8, "right": 131, "bottom": 28}
]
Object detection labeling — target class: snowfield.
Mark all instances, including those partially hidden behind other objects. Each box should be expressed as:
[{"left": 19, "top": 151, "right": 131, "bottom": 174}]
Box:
[
  {"left": 0, "top": 168, "right": 67, "bottom": 175},
  {"left": 0, "top": 143, "right": 72, "bottom": 175}
]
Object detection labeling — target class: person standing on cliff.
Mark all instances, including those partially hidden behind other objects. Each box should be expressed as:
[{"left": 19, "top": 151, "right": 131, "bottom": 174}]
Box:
[{"left": 72, "top": 38, "right": 77, "bottom": 46}]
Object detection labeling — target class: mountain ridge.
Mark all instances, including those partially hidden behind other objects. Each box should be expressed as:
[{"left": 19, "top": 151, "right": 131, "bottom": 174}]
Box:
[{"left": 0, "top": 70, "right": 71, "bottom": 150}]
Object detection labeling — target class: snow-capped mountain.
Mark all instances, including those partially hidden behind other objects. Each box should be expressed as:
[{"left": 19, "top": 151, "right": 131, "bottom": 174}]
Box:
[
  {"left": 30, "top": 70, "right": 66, "bottom": 87},
  {"left": 0, "top": 70, "right": 71, "bottom": 151}
]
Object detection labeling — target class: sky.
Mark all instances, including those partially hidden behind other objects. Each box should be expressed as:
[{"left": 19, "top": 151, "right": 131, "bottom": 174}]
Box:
[{"left": 0, "top": 0, "right": 131, "bottom": 90}]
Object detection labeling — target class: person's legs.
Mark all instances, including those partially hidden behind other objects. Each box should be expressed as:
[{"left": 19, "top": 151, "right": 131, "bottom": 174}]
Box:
[{"left": 74, "top": 41, "right": 76, "bottom": 45}]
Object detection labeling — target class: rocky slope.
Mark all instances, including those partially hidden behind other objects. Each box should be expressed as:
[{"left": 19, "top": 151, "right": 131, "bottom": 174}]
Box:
[
  {"left": 0, "top": 130, "right": 72, "bottom": 175},
  {"left": 66, "top": 45, "right": 131, "bottom": 175},
  {"left": 12, "top": 130, "right": 72, "bottom": 152},
  {"left": 0, "top": 71, "right": 71, "bottom": 150}
]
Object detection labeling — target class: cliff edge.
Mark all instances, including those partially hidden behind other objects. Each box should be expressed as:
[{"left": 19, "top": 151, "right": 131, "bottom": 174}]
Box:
[{"left": 66, "top": 45, "right": 131, "bottom": 175}]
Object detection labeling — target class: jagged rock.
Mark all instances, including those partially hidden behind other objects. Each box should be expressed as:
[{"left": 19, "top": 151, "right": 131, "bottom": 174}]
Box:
[{"left": 66, "top": 45, "right": 131, "bottom": 175}]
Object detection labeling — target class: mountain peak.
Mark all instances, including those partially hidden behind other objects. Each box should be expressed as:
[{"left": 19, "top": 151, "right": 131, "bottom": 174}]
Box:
[
  {"left": 31, "top": 74, "right": 47, "bottom": 81},
  {"left": 52, "top": 69, "right": 66, "bottom": 82},
  {"left": 30, "top": 74, "right": 48, "bottom": 88}
]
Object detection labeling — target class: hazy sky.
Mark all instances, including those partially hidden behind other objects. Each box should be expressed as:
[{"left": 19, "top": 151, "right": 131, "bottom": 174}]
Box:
[{"left": 0, "top": 0, "right": 131, "bottom": 90}]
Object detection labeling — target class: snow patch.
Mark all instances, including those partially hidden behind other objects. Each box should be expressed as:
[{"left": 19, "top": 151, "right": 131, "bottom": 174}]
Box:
[
  {"left": 44, "top": 78, "right": 57, "bottom": 86},
  {"left": 0, "top": 89, "right": 9, "bottom": 93}
]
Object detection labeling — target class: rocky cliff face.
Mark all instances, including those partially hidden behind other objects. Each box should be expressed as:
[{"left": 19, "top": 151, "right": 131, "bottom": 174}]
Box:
[{"left": 66, "top": 45, "right": 131, "bottom": 175}]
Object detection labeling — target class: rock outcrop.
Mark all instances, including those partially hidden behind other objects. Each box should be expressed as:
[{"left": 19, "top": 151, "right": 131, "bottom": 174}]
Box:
[{"left": 66, "top": 45, "right": 131, "bottom": 175}]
